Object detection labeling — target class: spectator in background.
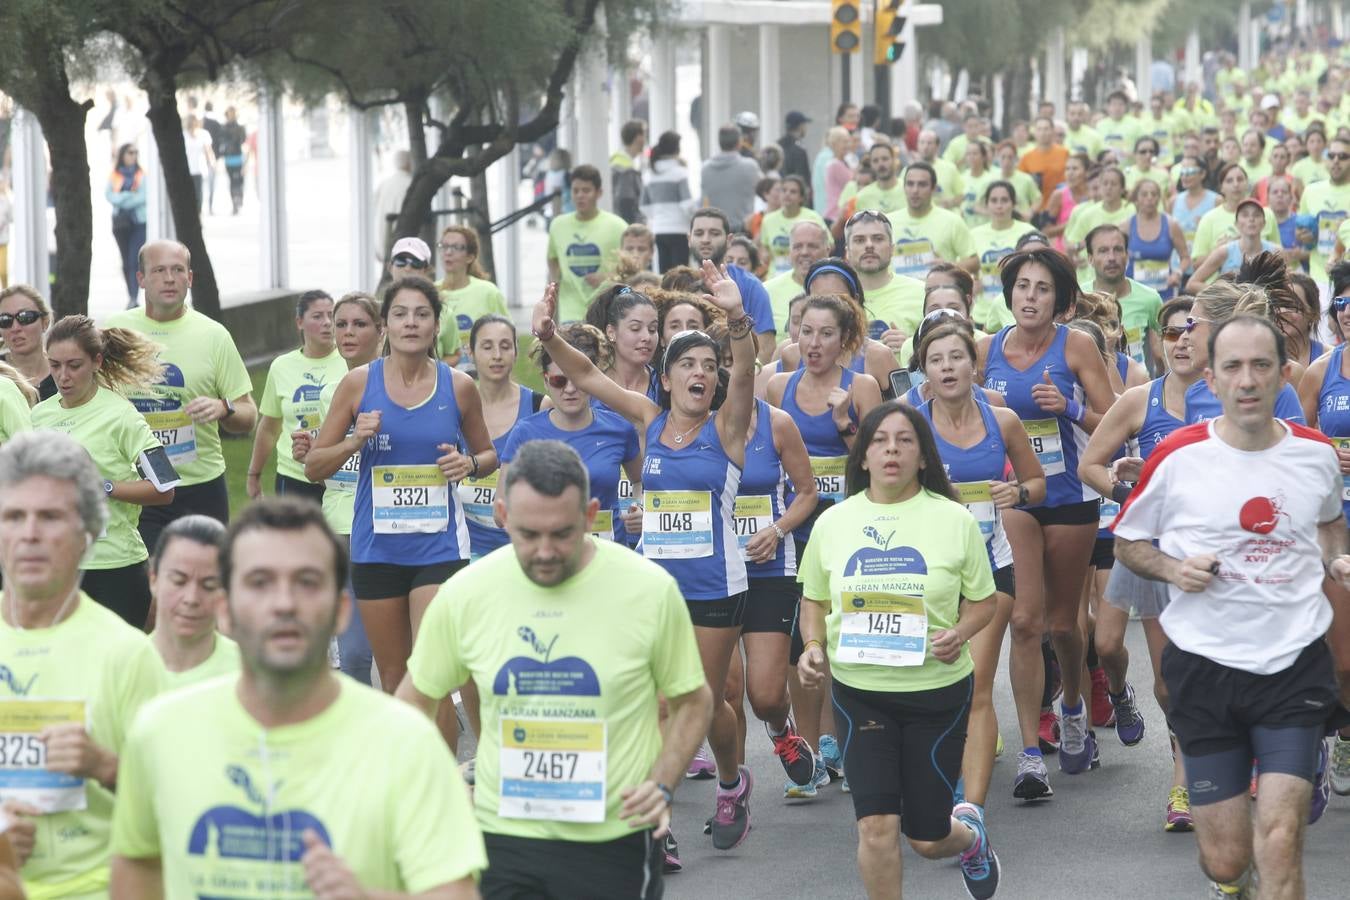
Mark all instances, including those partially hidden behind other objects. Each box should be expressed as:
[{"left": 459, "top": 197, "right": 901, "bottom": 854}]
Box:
[
  {"left": 181, "top": 115, "right": 215, "bottom": 214},
  {"left": 760, "top": 144, "right": 783, "bottom": 179},
  {"left": 545, "top": 148, "right": 573, "bottom": 219},
  {"left": 701, "top": 123, "right": 763, "bottom": 233},
  {"left": 735, "top": 110, "right": 760, "bottom": 158},
  {"left": 641, "top": 132, "right": 696, "bottom": 272},
  {"left": 823, "top": 127, "right": 855, "bottom": 222},
  {"left": 105, "top": 143, "right": 147, "bottom": 307},
  {"left": 814, "top": 104, "right": 859, "bottom": 215},
  {"left": 372, "top": 149, "right": 413, "bottom": 263},
  {"left": 609, "top": 118, "right": 647, "bottom": 224},
  {"left": 859, "top": 104, "right": 883, "bottom": 151},
  {"left": 201, "top": 101, "right": 223, "bottom": 213},
  {"left": 219, "top": 106, "right": 248, "bottom": 215},
  {"left": 778, "top": 110, "right": 813, "bottom": 183},
  {"left": 746, "top": 176, "right": 782, "bottom": 239}
]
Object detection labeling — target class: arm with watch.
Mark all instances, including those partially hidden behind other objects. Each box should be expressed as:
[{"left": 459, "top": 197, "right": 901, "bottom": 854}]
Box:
[
  {"left": 796, "top": 595, "right": 830, "bottom": 689},
  {"left": 993, "top": 406, "right": 1047, "bottom": 509},
  {"left": 618, "top": 681, "right": 713, "bottom": 836},
  {"left": 741, "top": 406, "right": 818, "bottom": 565},
  {"left": 184, "top": 393, "right": 257, "bottom": 434}
]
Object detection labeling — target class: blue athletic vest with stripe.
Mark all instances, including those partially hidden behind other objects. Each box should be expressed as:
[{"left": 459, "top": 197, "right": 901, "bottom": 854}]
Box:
[
  {"left": 464, "top": 385, "right": 535, "bottom": 557},
  {"left": 1183, "top": 379, "right": 1305, "bottom": 424},
  {"left": 737, "top": 399, "right": 796, "bottom": 578},
  {"left": 782, "top": 365, "right": 856, "bottom": 541},
  {"left": 1317, "top": 344, "right": 1350, "bottom": 519},
  {"left": 921, "top": 398, "right": 1012, "bottom": 569}
]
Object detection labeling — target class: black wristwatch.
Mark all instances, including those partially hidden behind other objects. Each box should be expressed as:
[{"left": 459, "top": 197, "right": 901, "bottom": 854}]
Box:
[
  {"left": 1016, "top": 484, "right": 1029, "bottom": 507},
  {"left": 221, "top": 397, "right": 236, "bottom": 420},
  {"left": 837, "top": 421, "right": 859, "bottom": 437},
  {"left": 103, "top": 480, "right": 114, "bottom": 496}
]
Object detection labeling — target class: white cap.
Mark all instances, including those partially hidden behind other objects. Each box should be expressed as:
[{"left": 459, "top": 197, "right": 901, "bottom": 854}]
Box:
[
  {"left": 1261, "top": 94, "right": 1281, "bottom": 110},
  {"left": 734, "top": 111, "right": 760, "bottom": 130},
  {"left": 390, "top": 237, "right": 431, "bottom": 263}
]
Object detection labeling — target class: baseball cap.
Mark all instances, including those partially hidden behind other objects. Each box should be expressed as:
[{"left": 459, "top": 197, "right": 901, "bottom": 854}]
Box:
[
  {"left": 786, "top": 110, "right": 812, "bottom": 129},
  {"left": 734, "top": 111, "right": 760, "bottom": 130},
  {"left": 1260, "top": 94, "right": 1281, "bottom": 110},
  {"left": 1235, "top": 197, "right": 1265, "bottom": 218},
  {"left": 390, "top": 237, "right": 432, "bottom": 264}
]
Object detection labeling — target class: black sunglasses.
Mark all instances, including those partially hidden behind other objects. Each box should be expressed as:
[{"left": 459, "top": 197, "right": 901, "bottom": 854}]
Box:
[
  {"left": 0, "top": 310, "right": 42, "bottom": 329},
  {"left": 391, "top": 255, "right": 429, "bottom": 269}
]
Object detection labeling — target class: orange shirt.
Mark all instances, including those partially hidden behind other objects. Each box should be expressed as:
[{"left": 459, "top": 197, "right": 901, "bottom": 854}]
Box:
[{"left": 1019, "top": 145, "right": 1070, "bottom": 211}]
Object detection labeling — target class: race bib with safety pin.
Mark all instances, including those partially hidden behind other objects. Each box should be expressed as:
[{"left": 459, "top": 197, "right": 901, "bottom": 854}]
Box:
[
  {"left": 372, "top": 465, "right": 449, "bottom": 534},
  {"left": 143, "top": 408, "right": 197, "bottom": 465},
  {"left": 1336, "top": 439, "right": 1350, "bottom": 501},
  {"left": 1132, "top": 259, "right": 1169, "bottom": 295},
  {"left": 325, "top": 447, "right": 361, "bottom": 493},
  {"left": 642, "top": 491, "right": 714, "bottom": 558},
  {"left": 457, "top": 470, "right": 500, "bottom": 529},
  {"left": 1124, "top": 325, "right": 1147, "bottom": 365},
  {"left": 499, "top": 716, "right": 606, "bottom": 823},
  {"left": 1319, "top": 211, "right": 1347, "bottom": 257},
  {"left": 0, "top": 699, "right": 87, "bottom": 813},
  {"left": 810, "top": 456, "right": 848, "bottom": 505},
  {"left": 589, "top": 509, "right": 615, "bottom": 541},
  {"left": 839, "top": 592, "right": 928, "bottom": 667},
  {"left": 1099, "top": 498, "right": 1121, "bottom": 530},
  {"left": 955, "top": 482, "right": 996, "bottom": 542},
  {"left": 893, "top": 238, "right": 936, "bottom": 276},
  {"left": 1024, "top": 419, "right": 1065, "bottom": 476},
  {"left": 733, "top": 495, "right": 773, "bottom": 559}
]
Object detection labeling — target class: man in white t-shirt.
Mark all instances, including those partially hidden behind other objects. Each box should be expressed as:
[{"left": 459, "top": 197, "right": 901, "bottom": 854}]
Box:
[{"left": 1114, "top": 315, "right": 1350, "bottom": 899}]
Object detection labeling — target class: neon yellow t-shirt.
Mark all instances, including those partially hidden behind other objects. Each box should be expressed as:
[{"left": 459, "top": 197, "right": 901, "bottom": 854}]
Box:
[
  {"left": 1240, "top": 157, "right": 1273, "bottom": 186},
  {"left": 932, "top": 158, "right": 964, "bottom": 206},
  {"left": 797, "top": 490, "right": 995, "bottom": 693},
  {"left": 317, "top": 381, "right": 359, "bottom": 536},
  {"left": 1064, "top": 201, "right": 1137, "bottom": 247},
  {"left": 1097, "top": 116, "right": 1142, "bottom": 158},
  {"left": 408, "top": 540, "right": 707, "bottom": 843},
  {"left": 970, "top": 220, "right": 1035, "bottom": 331},
  {"left": 31, "top": 388, "right": 162, "bottom": 569},
  {"left": 259, "top": 348, "right": 347, "bottom": 483},
  {"left": 884, "top": 206, "right": 975, "bottom": 280},
  {"left": 0, "top": 377, "right": 32, "bottom": 442},
  {"left": 1080, "top": 276, "right": 1163, "bottom": 365},
  {"left": 837, "top": 180, "right": 860, "bottom": 209},
  {"left": 996, "top": 170, "right": 1041, "bottom": 219},
  {"left": 437, "top": 276, "right": 509, "bottom": 358},
  {"left": 1190, "top": 204, "right": 1283, "bottom": 261},
  {"left": 105, "top": 306, "right": 253, "bottom": 487},
  {"left": 959, "top": 169, "right": 998, "bottom": 226},
  {"left": 547, "top": 210, "right": 628, "bottom": 323},
  {"left": 152, "top": 634, "right": 241, "bottom": 691},
  {"left": 864, "top": 274, "right": 926, "bottom": 341},
  {"left": 763, "top": 272, "right": 806, "bottom": 334},
  {"left": 1124, "top": 166, "right": 1171, "bottom": 195},
  {"left": 942, "top": 134, "right": 972, "bottom": 169},
  {"left": 853, "top": 181, "right": 906, "bottom": 215},
  {"left": 1064, "top": 125, "right": 1103, "bottom": 160},
  {"left": 759, "top": 207, "right": 828, "bottom": 276},
  {"left": 1291, "top": 156, "right": 1328, "bottom": 187},
  {"left": 111, "top": 676, "right": 485, "bottom": 898},
  {"left": 1298, "top": 179, "right": 1350, "bottom": 283},
  {"left": 0, "top": 595, "right": 162, "bottom": 899}
]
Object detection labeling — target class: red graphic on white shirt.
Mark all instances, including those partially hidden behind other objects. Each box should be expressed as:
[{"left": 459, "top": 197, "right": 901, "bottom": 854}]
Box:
[{"left": 1238, "top": 495, "right": 1285, "bottom": 535}]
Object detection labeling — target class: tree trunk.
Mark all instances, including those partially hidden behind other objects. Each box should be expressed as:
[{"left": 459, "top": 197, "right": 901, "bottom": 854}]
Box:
[
  {"left": 39, "top": 97, "right": 94, "bottom": 319},
  {"left": 470, "top": 165, "right": 494, "bottom": 280},
  {"left": 141, "top": 68, "right": 223, "bottom": 321}
]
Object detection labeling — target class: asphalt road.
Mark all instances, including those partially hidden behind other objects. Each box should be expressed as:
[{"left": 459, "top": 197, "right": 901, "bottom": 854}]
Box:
[{"left": 664, "top": 624, "right": 1350, "bottom": 900}]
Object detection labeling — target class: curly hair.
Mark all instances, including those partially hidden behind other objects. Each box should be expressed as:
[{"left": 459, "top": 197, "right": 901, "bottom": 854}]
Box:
[
  {"left": 799, "top": 293, "right": 867, "bottom": 359},
  {"left": 45, "top": 315, "right": 164, "bottom": 392}
]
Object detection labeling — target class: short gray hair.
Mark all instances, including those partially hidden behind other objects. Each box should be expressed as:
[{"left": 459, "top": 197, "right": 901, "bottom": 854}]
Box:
[
  {"left": 0, "top": 431, "right": 107, "bottom": 539},
  {"left": 502, "top": 441, "right": 590, "bottom": 507}
]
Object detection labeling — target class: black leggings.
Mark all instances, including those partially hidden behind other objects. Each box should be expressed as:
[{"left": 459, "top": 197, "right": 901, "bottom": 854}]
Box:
[
  {"left": 275, "top": 474, "right": 325, "bottom": 504},
  {"left": 137, "top": 476, "right": 230, "bottom": 561},
  {"left": 81, "top": 562, "right": 152, "bottom": 629}
]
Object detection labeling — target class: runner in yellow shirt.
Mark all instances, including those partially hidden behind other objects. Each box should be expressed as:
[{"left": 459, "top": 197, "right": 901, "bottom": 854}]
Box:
[
  {"left": 145, "top": 515, "right": 240, "bottom": 690},
  {"left": 885, "top": 163, "right": 978, "bottom": 280},
  {"left": 759, "top": 176, "right": 828, "bottom": 276},
  {"left": 437, "top": 224, "right": 509, "bottom": 367}
]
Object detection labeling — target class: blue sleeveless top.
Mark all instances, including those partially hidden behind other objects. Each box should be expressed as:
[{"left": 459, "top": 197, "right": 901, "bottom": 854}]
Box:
[
  {"left": 1170, "top": 190, "right": 1218, "bottom": 242},
  {"left": 1221, "top": 240, "right": 1281, "bottom": 275},
  {"left": 1184, "top": 379, "right": 1306, "bottom": 425},
  {"left": 983, "top": 324, "right": 1097, "bottom": 508},
  {"left": 737, "top": 399, "right": 795, "bottom": 578},
  {"left": 462, "top": 385, "right": 535, "bottom": 558},
  {"left": 1317, "top": 345, "right": 1350, "bottom": 519},
  {"left": 921, "top": 398, "right": 1012, "bottom": 569},
  {"left": 783, "top": 365, "right": 856, "bottom": 540},
  {"left": 640, "top": 411, "right": 746, "bottom": 600},
  {"left": 502, "top": 406, "right": 641, "bottom": 541},
  {"left": 1115, "top": 352, "right": 1130, "bottom": 383},
  {"left": 1138, "top": 375, "right": 1187, "bottom": 460},
  {"left": 1127, "top": 214, "right": 1176, "bottom": 300},
  {"left": 351, "top": 358, "right": 469, "bottom": 565}
]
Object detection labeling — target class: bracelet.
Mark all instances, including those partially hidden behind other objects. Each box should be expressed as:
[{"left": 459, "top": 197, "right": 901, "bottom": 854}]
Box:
[
  {"left": 770, "top": 523, "right": 786, "bottom": 540},
  {"left": 803, "top": 638, "right": 823, "bottom": 654},
  {"left": 247, "top": 471, "right": 261, "bottom": 477},
  {"left": 1064, "top": 399, "right": 1085, "bottom": 423},
  {"left": 656, "top": 782, "right": 674, "bottom": 806},
  {"left": 727, "top": 313, "right": 754, "bottom": 339}
]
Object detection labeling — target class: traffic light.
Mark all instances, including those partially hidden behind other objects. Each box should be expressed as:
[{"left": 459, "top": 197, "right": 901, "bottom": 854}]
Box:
[
  {"left": 874, "top": 0, "right": 906, "bottom": 65},
  {"left": 831, "top": 0, "right": 861, "bottom": 54}
]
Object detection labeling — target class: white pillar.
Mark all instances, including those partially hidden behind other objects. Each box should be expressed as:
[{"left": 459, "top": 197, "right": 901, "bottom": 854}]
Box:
[
  {"left": 142, "top": 132, "right": 174, "bottom": 244},
  {"left": 992, "top": 75, "right": 1004, "bottom": 130},
  {"left": 1296, "top": 0, "right": 1310, "bottom": 32},
  {"left": 650, "top": 36, "right": 677, "bottom": 139},
  {"left": 892, "top": 18, "right": 919, "bottom": 112},
  {"left": 1135, "top": 35, "right": 1153, "bottom": 103},
  {"left": 1333, "top": 1, "right": 1345, "bottom": 40},
  {"left": 1238, "top": 3, "right": 1254, "bottom": 71},
  {"left": 9, "top": 108, "right": 47, "bottom": 294},
  {"left": 758, "top": 25, "right": 781, "bottom": 149},
  {"left": 348, "top": 106, "right": 375, "bottom": 295},
  {"left": 490, "top": 146, "right": 521, "bottom": 307},
  {"left": 610, "top": 65, "right": 632, "bottom": 144},
  {"left": 1045, "top": 28, "right": 1066, "bottom": 120},
  {"left": 706, "top": 25, "right": 732, "bottom": 142},
  {"left": 848, "top": 52, "right": 865, "bottom": 109},
  {"left": 1184, "top": 29, "right": 1202, "bottom": 89},
  {"left": 256, "top": 87, "right": 288, "bottom": 290},
  {"left": 574, "top": 34, "right": 610, "bottom": 198}
]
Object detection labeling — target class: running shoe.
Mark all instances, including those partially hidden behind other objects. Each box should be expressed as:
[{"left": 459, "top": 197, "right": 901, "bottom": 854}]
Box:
[
  {"left": 1330, "top": 735, "right": 1350, "bottom": 796},
  {"left": 1059, "top": 706, "right": 1096, "bottom": 775},
  {"left": 1309, "top": 739, "right": 1331, "bottom": 826},
  {"left": 1037, "top": 709, "right": 1060, "bottom": 754},
  {"left": 1164, "top": 785, "right": 1194, "bottom": 832},
  {"left": 1109, "top": 682, "right": 1146, "bottom": 746},
  {"left": 953, "top": 774, "right": 965, "bottom": 805},
  {"left": 783, "top": 758, "right": 829, "bottom": 799},
  {"left": 686, "top": 745, "right": 716, "bottom": 780},
  {"left": 710, "top": 766, "right": 754, "bottom": 850},
  {"left": 662, "top": 832, "right": 682, "bottom": 872},
  {"left": 841, "top": 774, "right": 850, "bottom": 793},
  {"left": 769, "top": 719, "right": 816, "bottom": 787},
  {"left": 819, "top": 733, "right": 844, "bottom": 780},
  {"left": 954, "top": 802, "right": 1001, "bottom": 900},
  {"left": 1208, "top": 880, "right": 1252, "bottom": 899},
  {"left": 1013, "top": 751, "right": 1053, "bottom": 801},
  {"left": 1090, "top": 667, "right": 1115, "bottom": 728}
]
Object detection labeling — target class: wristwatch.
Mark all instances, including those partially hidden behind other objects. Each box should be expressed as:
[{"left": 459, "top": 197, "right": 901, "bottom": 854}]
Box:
[
  {"left": 221, "top": 397, "right": 236, "bottom": 420},
  {"left": 103, "top": 480, "right": 114, "bottom": 496},
  {"left": 837, "top": 420, "right": 859, "bottom": 437},
  {"left": 1016, "top": 484, "right": 1029, "bottom": 506}
]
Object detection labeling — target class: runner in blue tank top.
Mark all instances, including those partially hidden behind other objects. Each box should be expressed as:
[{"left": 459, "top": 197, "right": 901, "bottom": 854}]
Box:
[
  {"left": 502, "top": 322, "right": 642, "bottom": 542},
  {"left": 917, "top": 321, "right": 1046, "bottom": 818},
  {"left": 976, "top": 247, "right": 1117, "bottom": 791},
  {"left": 532, "top": 261, "right": 763, "bottom": 852},
  {"left": 459, "top": 315, "right": 540, "bottom": 558},
  {"left": 1080, "top": 295, "right": 1204, "bottom": 832},
  {"left": 1126, "top": 180, "right": 1190, "bottom": 300},
  {"left": 307, "top": 277, "right": 495, "bottom": 712}
]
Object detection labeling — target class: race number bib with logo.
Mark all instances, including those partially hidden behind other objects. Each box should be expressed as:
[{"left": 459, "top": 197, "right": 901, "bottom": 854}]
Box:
[
  {"left": 0, "top": 700, "right": 87, "bottom": 813},
  {"left": 811, "top": 456, "right": 848, "bottom": 505},
  {"left": 1124, "top": 325, "right": 1147, "bottom": 365},
  {"left": 839, "top": 592, "right": 928, "bottom": 667},
  {"left": 642, "top": 491, "right": 714, "bottom": 559},
  {"left": 955, "top": 482, "right": 996, "bottom": 542},
  {"left": 1099, "top": 498, "right": 1121, "bottom": 531},
  {"left": 1336, "top": 439, "right": 1350, "bottom": 501},
  {"left": 1024, "top": 419, "right": 1065, "bottom": 476},
  {"left": 1132, "top": 259, "right": 1169, "bottom": 295},
  {"left": 325, "top": 444, "right": 361, "bottom": 493},
  {"left": 894, "top": 238, "right": 936, "bottom": 277},
  {"left": 143, "top": 408, "right": 197, "bottom": 466},
  {"left": 589, "top": 509, "right": 614, "bottom": 541},
  {"left": 733, "top": 495, "right": 773, "bottom": 559},
  {"left": 499, "top": 717, "right": 606, "bottom": 823},
  {"left": 457, "top": 471, "right": 500, "bottom": 529},
  {"left": 1318, "top": 210, "right": 1348, "bottom": 258},
  {"left": 371, "top": 465, "right": 449, "bottom": 534}
]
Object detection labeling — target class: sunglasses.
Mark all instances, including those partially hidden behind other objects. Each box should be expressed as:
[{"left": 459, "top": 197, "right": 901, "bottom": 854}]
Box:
[
  {"left": 545, "top": 373, "right": 571, "bottom": 389},
  {"left": 1328, "top": 152, "right": 1350, "bottom": 162},
  {"left": 1178, "top": 167, "right": 1202, "bottom": 176},
  {"left": 1333, "top": 296, "right": 1350, "bottom": 312},
  {"left": 845, "top": 209, "right": 891, "bottom": 229},
  {"left": 0, "top": 309, "right": 41, "bottom": 329},
  {"left": 1162, "top": 316, "right": 1211, "bottom": 342},
  {"left": 391, "top": 255, "right": 429, "bottom": 269}
]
